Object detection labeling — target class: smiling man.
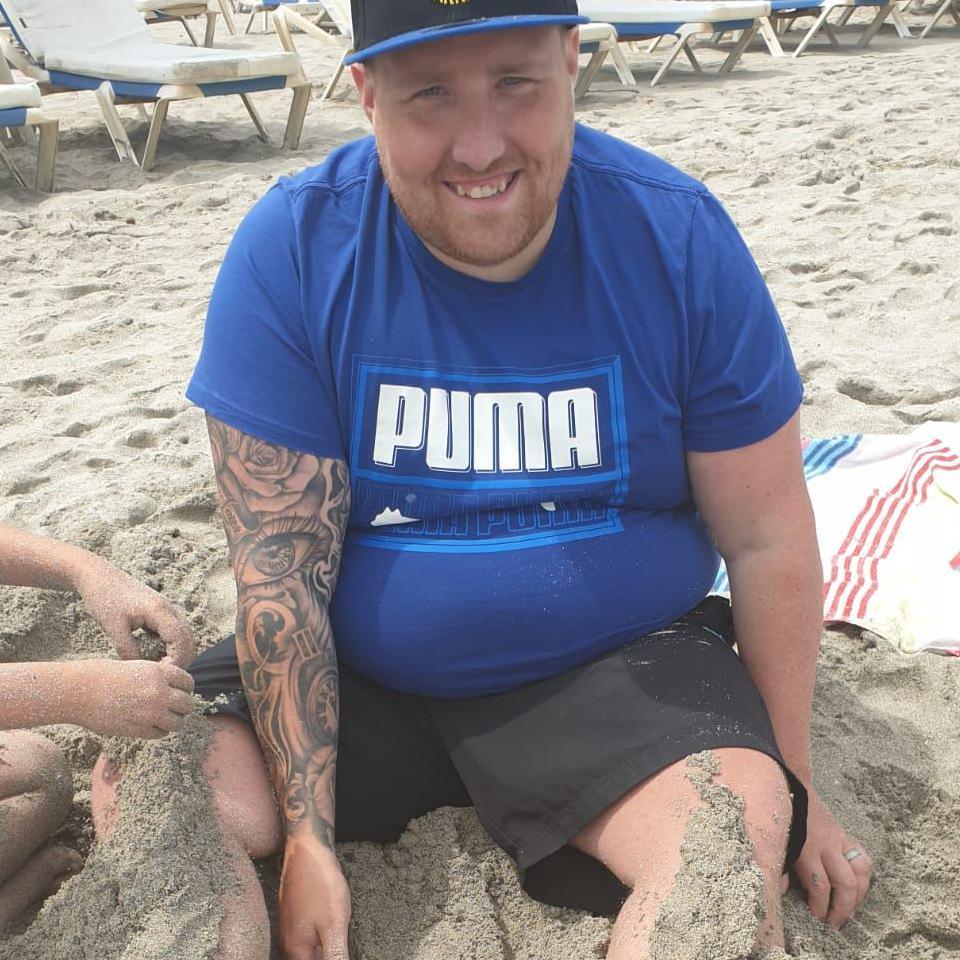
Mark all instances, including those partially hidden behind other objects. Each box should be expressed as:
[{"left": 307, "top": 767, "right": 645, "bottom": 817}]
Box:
[{"left": 95, "top": 2, "right": 871, "bottom": 958}]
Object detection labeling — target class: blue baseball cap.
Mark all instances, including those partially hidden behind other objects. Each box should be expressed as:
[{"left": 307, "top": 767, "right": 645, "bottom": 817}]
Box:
[{"left": 344, "top": 0, "right": 588, "bottom": 65}]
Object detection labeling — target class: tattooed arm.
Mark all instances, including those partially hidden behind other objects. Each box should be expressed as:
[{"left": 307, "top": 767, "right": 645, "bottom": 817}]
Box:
[{"left": 206, "top": 415, "right": 353, "bottom": 959}]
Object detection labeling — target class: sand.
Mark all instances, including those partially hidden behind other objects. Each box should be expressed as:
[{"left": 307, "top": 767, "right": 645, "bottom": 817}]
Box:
[{"left": 1, "top": 11, "right": 959, "bottom": 959}]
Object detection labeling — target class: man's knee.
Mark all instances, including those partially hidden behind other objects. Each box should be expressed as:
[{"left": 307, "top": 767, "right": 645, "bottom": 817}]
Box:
[
  {"left": 574, "top": 748, "right": 792, "bottom": 888},
  {"left": 0, "top": 731, "right": 72, "bottom": 819},
  {"left": 713, "top": 747, "right": 793, "bottom": 868},
  {"left": 202, "top": 716, "right": 283, "bottom": 859},
  {"left": 92, "top": 717, "right": 283, "bottom": 859}
]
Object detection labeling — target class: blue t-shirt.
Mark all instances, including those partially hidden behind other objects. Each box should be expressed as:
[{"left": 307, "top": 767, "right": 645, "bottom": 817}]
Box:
[{"left": 188, "top": 124, "right": 802, "bottom": 698}]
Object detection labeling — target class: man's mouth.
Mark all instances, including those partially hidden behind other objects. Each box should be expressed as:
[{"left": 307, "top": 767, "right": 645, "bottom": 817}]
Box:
[{"left": 446, "top": 171, "right": 519, "bottom": 201}]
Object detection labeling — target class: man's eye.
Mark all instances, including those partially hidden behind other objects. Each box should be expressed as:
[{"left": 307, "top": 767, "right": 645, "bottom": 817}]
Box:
[
  {"left": 500, "top": 77, "right": 529, "bottom": 88},
  {"left": 415, "top": 86, "right": 445, "bottom": 99}
]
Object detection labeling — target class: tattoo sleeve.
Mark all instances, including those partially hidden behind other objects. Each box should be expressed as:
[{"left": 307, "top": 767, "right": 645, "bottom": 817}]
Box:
[{"left": 206, "top": 415, "right": 350, "bottom": 849}]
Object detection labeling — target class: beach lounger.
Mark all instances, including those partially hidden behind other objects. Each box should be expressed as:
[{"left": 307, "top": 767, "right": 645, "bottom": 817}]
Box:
[
  {"left": 0, "top": 0, "right": 311, "bottom": 171},
  {"left": 578, "top": 0, "right": 772, "bottom": 87},
  {"left": 0, "top": 80, "right": 57, "bottom": 190},
  {"left": 768, "top": 0, "right": 901, "bottom": 54},
  {"left": 237, "top": 0, "right": 331, "bottom": 35},
  {"left": 272, "top": 0, "right": 353, "bottom": 100},
  {"left": 576, "top": 22, "right": 639, "bottom": 97},
  {"left": 274, "top": 1, "right": 637, "bottom": 102},
  {"left": 137, "top": 0, "right": 223, "bottom": 47},
  {"left": 916, "top": 0, "right": 960, "bottom": 35}
]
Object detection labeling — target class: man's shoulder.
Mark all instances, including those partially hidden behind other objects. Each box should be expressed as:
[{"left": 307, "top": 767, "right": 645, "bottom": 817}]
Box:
[
  {"left": 571, "top": 124, "right": 707, "bottom": 205},
  {"left": 276, "top": 135, "right": 379, "bottom": 217}
]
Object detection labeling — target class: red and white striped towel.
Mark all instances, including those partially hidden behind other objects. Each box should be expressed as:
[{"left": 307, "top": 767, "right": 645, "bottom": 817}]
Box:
[{"left": 712, "top": 422, "right": 960, "bottom": 656}]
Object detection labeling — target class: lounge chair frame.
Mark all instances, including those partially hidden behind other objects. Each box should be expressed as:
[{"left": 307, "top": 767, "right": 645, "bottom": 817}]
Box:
[
  {"left": 0, "top": 3, "right": 311, "bottom": 171},
  {"left": 272, "top": 4, "right": 351, "bottom": 100},
  {"left": 239, "top": 0, "right": 332, "bottom": 35},
  {"left": 575, "top": 23, "right": 640, "bottom": 97},
  {"left": 0, "top": 102, "right": 56, "bottom": 189},
  {"left": 598, "top": 17, "right": 764, "bottom": 87},
  {"left": 274, "top": 6, "right": 638, "bottom": 100},
  {"left": 141, "top": 2, "right": 221, "bottom": 47},
  {"left": 918, "top": 0, "right": 960, "bottom": 35},
  {"left": 769, "top": 0, "right": 901, "bottom": 55},
  {"left": 0, "top": 66, "right": 57, "bottom": 190}
]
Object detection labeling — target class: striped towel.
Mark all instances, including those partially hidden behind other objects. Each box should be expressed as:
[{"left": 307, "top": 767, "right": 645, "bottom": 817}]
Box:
[{"left": 711, "top": 422, "right": 960, "bottom": 656}]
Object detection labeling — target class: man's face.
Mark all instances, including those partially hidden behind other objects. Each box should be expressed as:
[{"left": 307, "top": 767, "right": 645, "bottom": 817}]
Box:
[{"left": 353, "top": 26, "right": 580, "bottom": 271}]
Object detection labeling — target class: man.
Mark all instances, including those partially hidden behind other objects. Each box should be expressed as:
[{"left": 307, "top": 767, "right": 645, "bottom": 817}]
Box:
[{"left": 94, "top": 2, "right": 872, "bottom": 957}]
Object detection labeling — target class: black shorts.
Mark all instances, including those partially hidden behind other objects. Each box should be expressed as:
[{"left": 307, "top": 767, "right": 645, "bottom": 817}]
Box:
[{"left": 189, "top": 596, "right": 807, "bottom": 916}]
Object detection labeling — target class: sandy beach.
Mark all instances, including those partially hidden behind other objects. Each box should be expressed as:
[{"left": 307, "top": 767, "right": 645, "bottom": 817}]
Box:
[{"left": 1, "top": 12, "right": 959, "bottom": 959}]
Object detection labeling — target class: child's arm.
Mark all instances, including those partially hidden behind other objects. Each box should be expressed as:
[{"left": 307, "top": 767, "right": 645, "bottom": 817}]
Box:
[
  {"left": 0, "top": 658, "right": 196, "bottom": 737},
  {"left": 0, "top": 521, "right": 94, "bottom": 591},
  {"left": 0, "top": 522, "right": 195, "bottom": 667}
]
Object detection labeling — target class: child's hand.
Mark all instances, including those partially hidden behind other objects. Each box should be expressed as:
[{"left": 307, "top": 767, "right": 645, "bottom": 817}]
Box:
[
  {"left": 70, "top": 658, "right": 197, "bottom": 739},
  {"left": 74, "top": 560, "right": 195, "bottom": 668}
]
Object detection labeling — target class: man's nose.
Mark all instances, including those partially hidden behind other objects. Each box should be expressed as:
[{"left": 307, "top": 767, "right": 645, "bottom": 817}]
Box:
[{"left": 450, "top": 105, "right": 506, "bottom": 173}]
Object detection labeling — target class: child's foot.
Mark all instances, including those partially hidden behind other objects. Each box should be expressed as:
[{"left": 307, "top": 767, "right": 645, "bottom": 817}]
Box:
[{"left": 0, "top": 843, "right": 83, "bottom": 930}]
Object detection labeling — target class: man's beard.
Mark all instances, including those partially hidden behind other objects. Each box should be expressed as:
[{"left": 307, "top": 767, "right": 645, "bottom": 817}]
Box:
[{"left": 377, "top": 132, "right": 573, "bottom": 269}]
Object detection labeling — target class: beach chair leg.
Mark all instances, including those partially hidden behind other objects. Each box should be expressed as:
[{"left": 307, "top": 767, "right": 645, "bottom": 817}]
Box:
[
  {"left": 856, "top": 1, "right": 896, "bottom": 45},
  {"left": 241, "top": 94, "right": 271, "bottom": 143},
  {"left": 135, "top": 103, "right": 150, "bottom": 122},
  {"left": 140, "top": 98, "right": 169, "bottom": 171},
  {"left": 951, "top": 1, "right": 960, "bottom": 24},
  {"left": 322, "top": 56, "right": 348, "bottom": 100},
  {"left": 917, "top": 0, "right": 948, "bottom": 31},
  {"left": 822, "top": 21, "right": 842, "bottom": 45},
  {"left": 244, "top": 8, "right": 257, "bottom": 33},
  {"left": 203, "top": 11, "right": 218, "bottom": 46},
  {"left": 720, "top": 24, "right": 760, "bottom": 71},
  {"left": 218, "top": 0, "right": 238, "bottom": 35},
  {"left": 1, "top": 125, "right": 22, "bottom": 147},
  {"left": 94, "top": 82, "right": 140, "bottom": 166},
  {"left": 180, "top": 17, "right": 200, "bottom": 46},
  {"left": 575, "top": 47, "right": 610, "bottom": 99},
  {"left": 34, "top": 118, "right": 58, "bottom": 192},
  {"left": 608, "top": 39, "right": 638, "bottom": 88},
  {"left": 283, "top": 84, "right": 311, "bottom": 150},
  {"left": 682, "top": 42, "right": 703, "bottom": 72},
  {"left": 793, "top": 7, "right": 833, "bottom": 54},
  {"left": 890, "top": 5, "right": 914, "bottom": 35},
  {"left": 759, "top": 16, "right": 787, "bottom": 54},
  {"left": 651, "top": 35, "right": 692, "bottom": 86},
  {"left": 836, "top": 7, "right": 855, "bottom": 24},
  {"left": 0, "top": 137, "right": 27, "bottom": 188},
  {"left": 647, "top": 35, "right": 665, "bottom": 52}
]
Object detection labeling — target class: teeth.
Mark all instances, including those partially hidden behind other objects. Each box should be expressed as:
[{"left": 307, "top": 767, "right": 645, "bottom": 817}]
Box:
[{"left": 453, "top": 177, "right": 511, "bottom": 199}]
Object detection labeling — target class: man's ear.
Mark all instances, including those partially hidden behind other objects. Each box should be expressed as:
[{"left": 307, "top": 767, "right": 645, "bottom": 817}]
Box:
[{"left": 351, "top": 64, "right": 375, "bottom": 122}]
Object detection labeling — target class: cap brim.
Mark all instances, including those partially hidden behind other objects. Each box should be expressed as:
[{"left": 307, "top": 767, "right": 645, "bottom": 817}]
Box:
[{"left": 344, "top": 15, "right": 589, "bottom": 65}]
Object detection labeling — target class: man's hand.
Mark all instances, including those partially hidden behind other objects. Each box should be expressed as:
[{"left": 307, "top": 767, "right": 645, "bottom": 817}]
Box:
[
  {"left": 788, "top": 788, "right": 872, "bottom": 928},
  {"left": 68, "top": 658, "right": 197, "bottom": 739},
  {"left": 74, "top": 558, "right": 195, "bottom": 668},
  {"left": 280, "top": 834, "right": 352, "bottom": 960}
]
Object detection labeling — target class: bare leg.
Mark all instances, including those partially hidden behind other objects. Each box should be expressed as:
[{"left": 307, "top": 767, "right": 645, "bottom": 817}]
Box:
[
  {"left": 0, "top": 731, "right": 79, "bottom": 930},
  {"left": 92, "top": 716, "right": 281, "bottom": 960},
  {"left": 573, "top": 747, "right": 793, "bottom": 960}
]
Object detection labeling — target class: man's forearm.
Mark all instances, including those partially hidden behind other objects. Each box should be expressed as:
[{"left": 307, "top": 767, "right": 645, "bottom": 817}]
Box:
[
  {"left": 727, "top": 539, "right": 823, "bottom": 785},
  {"left": 206, "top": 416, "right": 350, "bottom": 848},
  {"left": 236, "top": 591, "right": 340, "bottom": 846}
]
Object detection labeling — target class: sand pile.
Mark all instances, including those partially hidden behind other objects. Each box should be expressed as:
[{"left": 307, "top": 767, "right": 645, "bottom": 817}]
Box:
[
  {"left": 2, "top": 11, "right": 959, "bottom": 960},
  {"left": 649, "top": 753, "right": 767, "bottom": 960},
  {"left": 0, "top": 716, "right": 230, "bottom": 960}
]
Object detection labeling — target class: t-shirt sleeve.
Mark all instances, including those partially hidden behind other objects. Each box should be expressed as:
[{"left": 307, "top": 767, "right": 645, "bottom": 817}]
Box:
[
  {"left": 681, "top": 190, "right": 803, "bottom": 452},
  {"left": 186, "top": 184, "right": 345, "bottom": 460}
]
